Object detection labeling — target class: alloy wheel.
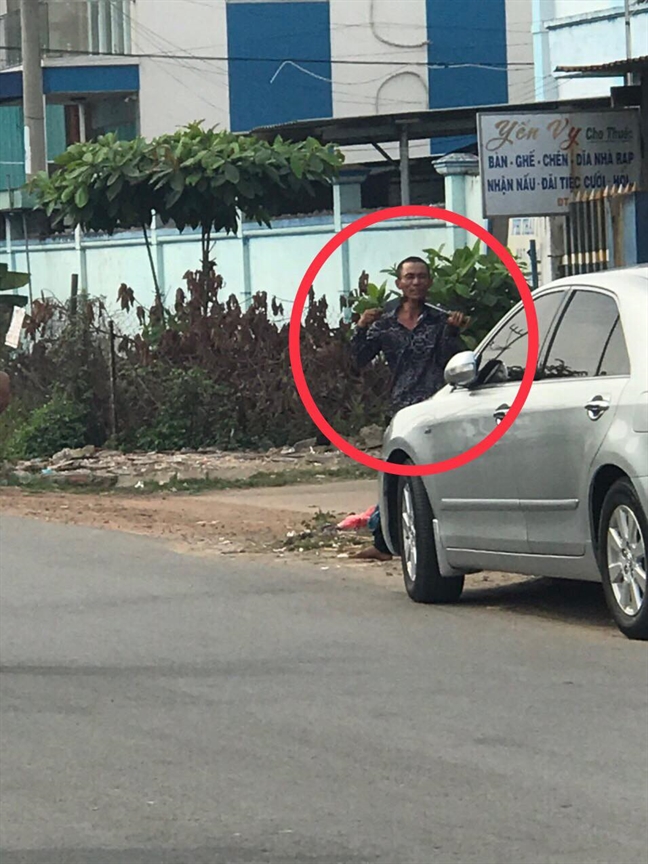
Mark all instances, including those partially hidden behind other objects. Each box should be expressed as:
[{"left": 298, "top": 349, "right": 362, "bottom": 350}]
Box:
[
  {"left": 401, "top": 484, "right": 417, "bottom": 582},
  {"left": 607, "top": 504, "right": 647, "bottom": 617}
]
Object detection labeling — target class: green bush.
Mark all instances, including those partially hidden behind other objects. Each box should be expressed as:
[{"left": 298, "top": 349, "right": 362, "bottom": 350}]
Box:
[
  {"left": 347, "top": 241, "right": 527, "bottom": 350},
  {"left": 127, "top": 367, "right": 239, "bottom": 452},
  {"left": 0, "top": 399, "right": 30, "bottom": 461},
  {"left": 5, "top": 275, "right": 392, "bottom": 458},
  {"left": 420, "top": 242, "right": 524, "bottom": 348},
  {"left": 5, "top": 390, "right": 88, "bottom": 459}
]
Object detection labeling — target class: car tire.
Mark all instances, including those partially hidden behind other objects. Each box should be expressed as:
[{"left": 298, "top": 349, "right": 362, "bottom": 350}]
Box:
[
  {"left": 598, "top": 478, "right": 648, "bottom": 641},
  {"left": 397, "top": 472, "right": 464, "bottom": 604}
]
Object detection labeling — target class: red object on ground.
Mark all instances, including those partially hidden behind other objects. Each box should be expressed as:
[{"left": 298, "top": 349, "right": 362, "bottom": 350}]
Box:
[{"left": 337, "top": 505, "right": 377, "bottom": 531}]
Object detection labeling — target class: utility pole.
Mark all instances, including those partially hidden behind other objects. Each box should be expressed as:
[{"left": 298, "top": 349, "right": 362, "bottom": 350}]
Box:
[
  {"left": 20, "top": 0, "right": 47, "bottom": 179},
  {"left": 623, "top": 0, "right": 633, "bottom": 87}
]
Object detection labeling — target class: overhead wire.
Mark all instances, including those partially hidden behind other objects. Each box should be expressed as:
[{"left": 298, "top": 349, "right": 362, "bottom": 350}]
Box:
[
  {"left": 0, "top": 3, "right": 540, "bottom": 125},
  {"left": 116, "top": 1, "right": 230, "bottom": 118},
  {"left": 0, "top": 44, "right": 534, "bottom": 67},
  {"left": 118, "top": 12, "right": 430, "bottom": 114}
]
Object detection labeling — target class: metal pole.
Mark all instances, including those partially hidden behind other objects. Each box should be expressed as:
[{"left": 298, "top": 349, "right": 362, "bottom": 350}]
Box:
[
  {"left": 528, "top": 239, "right": 539, "bottom": 290},
  {"left": 21, "top": 212, "right": 33, "bottom": 308},
  {"left": 333, "top": 181, "right": 351, "bottom": 321},
  {"left": 624, "top": 0, "right": 633, "bottom": 86},
  {"left": 20, "top": 0, "right": 47, "bottom": 179},
  {"left": 398, "top": 125, "right": 411, "bottom": 206}
]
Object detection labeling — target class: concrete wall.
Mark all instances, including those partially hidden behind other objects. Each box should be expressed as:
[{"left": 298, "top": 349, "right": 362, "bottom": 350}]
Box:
[
  {"left": 505, "top": 0, "right": 535, "bottom": 103},
  {"left": 329, "top": 0, "right": 429, "bottom": 163},
  {"left": 2, "top": 214, "right": 465, "bottom": 328},
  {"left": 134, "top": 0, "right": 230, "bottom": 137}
]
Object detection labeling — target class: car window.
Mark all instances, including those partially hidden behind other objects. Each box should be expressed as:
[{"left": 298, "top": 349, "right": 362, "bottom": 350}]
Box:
[
  {"left": 542, "top": 290, "right": 621, "bottom": 379},
  {"left": 477, "top": 291, "right": 565, "bottom": 383},
  {"left": 597, "top": 317, "right": 630, "bottom": 376}
]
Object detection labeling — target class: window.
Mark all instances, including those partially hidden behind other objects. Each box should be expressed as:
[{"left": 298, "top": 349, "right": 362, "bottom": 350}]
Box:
[
  {"left": 597, "top": 317, "right": 630, "bottom": 376},
  {"left": 88, "top": 0, "right": 130, "bottom": 55},
  {"left": 542, "top": 290, "right": 623, "bottom": 380},
  {"left": 477, "top": 290, "right": 565, "bottom": 383}
]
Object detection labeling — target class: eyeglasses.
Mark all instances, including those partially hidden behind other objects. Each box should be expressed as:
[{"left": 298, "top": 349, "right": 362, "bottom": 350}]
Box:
[{"left": 399, "top": 274, "right": 430, "bottom": 282}]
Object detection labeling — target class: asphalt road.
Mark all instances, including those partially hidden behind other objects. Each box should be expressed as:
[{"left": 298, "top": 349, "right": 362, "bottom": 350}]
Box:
[{"left": 1, "top": 515, "right": 647, "bottom": 864}]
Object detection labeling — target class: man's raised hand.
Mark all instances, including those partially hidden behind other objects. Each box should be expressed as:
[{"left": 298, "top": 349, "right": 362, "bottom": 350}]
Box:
[
  {"left": 358, "top": 308, "right": 383, "bottom": 329},
  {"left": 447, "top": 311, "right": 470, "bottom": 330}
]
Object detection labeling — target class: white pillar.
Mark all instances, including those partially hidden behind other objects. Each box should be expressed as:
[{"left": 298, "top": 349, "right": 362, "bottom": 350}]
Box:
[
  {"left": 239, "top": 213, "right": 252, "bottom": 309},
  {"left": 333, "top": 169, "right": 367, "bottom": 321},
  {"left": 74, "top": 224, "right": 87, "bottom": 295},
  {"left": 434, "top": 153, "right": 480, "bottom": 250},
  {"left": 5, "top": 214, "right": 16, "bottom": 272},
  {"left": 151, "top": 213, "right": 165, "bottom": 298}
]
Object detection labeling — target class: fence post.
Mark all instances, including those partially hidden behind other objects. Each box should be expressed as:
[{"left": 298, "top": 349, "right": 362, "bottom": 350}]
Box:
[
  {"left": 528, "top": 240, "right": 539, "bottom": 290},
  {"left": 108, "top": 319, "right": 117, "bottom": 439},
  {"left": 74, "top": 225, "right": 87, "bottom": 296},
  {"left": 70, "top": 273, "right": 79, "bottom": 321}
]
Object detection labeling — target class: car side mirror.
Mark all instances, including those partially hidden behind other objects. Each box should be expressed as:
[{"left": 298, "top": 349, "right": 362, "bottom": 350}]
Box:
[{"left": 444, "top": 351, "right": 478, "bottom": 388}]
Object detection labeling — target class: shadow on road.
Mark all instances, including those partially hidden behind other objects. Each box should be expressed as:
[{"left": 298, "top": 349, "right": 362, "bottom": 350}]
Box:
[{"left": 461, "top": 577, "right": 615, "bottom": 632}]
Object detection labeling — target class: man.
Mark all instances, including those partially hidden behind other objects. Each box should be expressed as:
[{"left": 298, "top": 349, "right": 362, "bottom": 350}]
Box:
[{"left": 351, "top": 256, "right": 468, "bottom": 560}]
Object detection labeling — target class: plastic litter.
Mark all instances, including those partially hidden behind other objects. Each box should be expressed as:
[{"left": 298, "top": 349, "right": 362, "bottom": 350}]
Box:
[{"left": 336, "top": 505, "right": 377, "bottom": 531}]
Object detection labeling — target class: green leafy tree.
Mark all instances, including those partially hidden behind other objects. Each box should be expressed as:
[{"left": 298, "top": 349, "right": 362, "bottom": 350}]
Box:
[
  {"left": 151, "top": 124, "right": 343, "bottom": 280},
  {"left": 29, "top": 135, "right": 168, "bottom": 313},
  {"left": 28, "top": 124, "right": 343, "bottom": 301}
]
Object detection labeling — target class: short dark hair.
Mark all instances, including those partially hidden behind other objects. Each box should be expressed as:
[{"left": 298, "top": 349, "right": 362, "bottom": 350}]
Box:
[{"left": 396, "top": 256, "right": 430, "bottom": 279}]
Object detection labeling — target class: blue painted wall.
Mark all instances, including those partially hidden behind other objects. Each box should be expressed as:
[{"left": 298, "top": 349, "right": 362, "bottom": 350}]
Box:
[
  {"left": 0, "top": 65, "right": 139, "bottom": 103},
  {"left": 227, "top": 1, "right": 333, "bottom": 132},
  {"left": 426, "top": 0, "right": 508, "bottom": 153},
  {"left": 43, "top": 64, "right": 139, "bottom": 95}
]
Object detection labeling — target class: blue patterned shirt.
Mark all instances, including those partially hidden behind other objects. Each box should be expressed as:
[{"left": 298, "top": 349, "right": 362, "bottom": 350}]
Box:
[{"left": 351, "top": 304, "right": 463, "bottom": 413}]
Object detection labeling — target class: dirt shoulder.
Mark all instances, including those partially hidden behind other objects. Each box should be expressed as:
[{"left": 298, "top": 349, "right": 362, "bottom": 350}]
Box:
[{"left": 0, "top": 479, "right": 379, "bottom": 556}]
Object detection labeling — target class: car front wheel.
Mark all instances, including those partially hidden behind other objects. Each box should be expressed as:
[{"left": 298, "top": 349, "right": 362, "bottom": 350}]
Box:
[
  {"left": 599, "top": 478, "right": 648, "bottom": 641},
  {"left": 397, "top": 473, "right": 464, "bottom": 604}
]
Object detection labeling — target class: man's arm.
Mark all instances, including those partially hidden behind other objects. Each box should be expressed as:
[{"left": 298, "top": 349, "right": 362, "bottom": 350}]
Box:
[{"left": 351, "top": 309, "right": 386, "bottom": 369}]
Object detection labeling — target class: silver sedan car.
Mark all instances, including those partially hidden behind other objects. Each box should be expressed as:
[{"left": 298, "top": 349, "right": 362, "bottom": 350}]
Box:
[{"left": 380, "top": 266, "right": 648, "bottom": 639}]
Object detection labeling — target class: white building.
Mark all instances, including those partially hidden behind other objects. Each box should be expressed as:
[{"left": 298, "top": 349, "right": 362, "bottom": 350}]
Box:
[
  {"left": 1, "top": 0, "right": 534, "bottom": 190},
  {"left": 533, "top": 0, "right": 648, "bottom": 100}
]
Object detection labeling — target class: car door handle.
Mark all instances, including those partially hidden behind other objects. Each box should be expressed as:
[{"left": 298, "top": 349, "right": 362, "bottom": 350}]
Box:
[
  {"left": 493, "top": 404, "right": 510, "bottom": 425},
  {"left": 585, "top": 395, "right": 610, "bottom": 421}
]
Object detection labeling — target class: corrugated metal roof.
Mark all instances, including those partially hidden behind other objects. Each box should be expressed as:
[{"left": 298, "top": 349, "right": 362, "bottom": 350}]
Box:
[
  {"left": 556, "top": 55, "right": 648, "bottom": 76},
  {"left": 251, "top": 95, "right": 612, "bottom": 146}
]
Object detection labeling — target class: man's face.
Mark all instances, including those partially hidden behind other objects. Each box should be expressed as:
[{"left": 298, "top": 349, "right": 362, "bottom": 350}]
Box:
[{"left": 396, "top": 261, "right": 431, "bottom": 302}]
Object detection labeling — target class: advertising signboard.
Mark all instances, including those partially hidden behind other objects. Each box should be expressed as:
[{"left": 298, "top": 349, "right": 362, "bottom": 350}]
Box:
[{"left": 478, "top": 109, "right": 641, "bottom": 217}]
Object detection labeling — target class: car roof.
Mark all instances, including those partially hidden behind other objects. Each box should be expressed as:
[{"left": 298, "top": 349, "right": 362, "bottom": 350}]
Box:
[{"left": 536, "top": 265, "right": 648, "bottom": 296}]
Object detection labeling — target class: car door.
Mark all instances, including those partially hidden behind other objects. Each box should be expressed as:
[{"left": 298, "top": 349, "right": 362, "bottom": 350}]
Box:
[
  {"left": 512, "top": 288, "right": 632, "bottom": 556},
  {"left": 423, "top": 289, "right": 567, "bottom": 557}
]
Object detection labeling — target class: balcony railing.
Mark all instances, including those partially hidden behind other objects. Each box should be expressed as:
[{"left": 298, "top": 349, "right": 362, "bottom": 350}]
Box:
[{"left": 0, "top": 0, "right": 132, "bottom": 71}]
